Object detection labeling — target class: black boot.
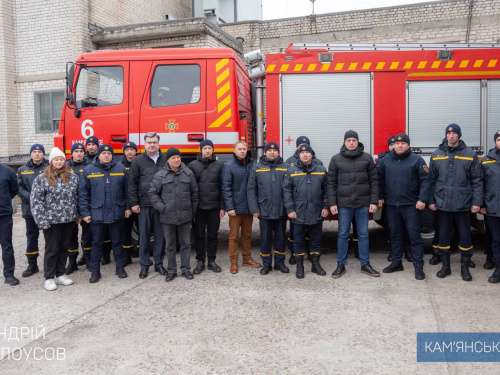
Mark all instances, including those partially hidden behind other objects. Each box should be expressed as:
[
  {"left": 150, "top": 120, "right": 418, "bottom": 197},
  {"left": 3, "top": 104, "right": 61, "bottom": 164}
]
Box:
[
  {"left": 77, "top": 252, "right": 87, "bottom": 266},
  {"left": 484, "top": 256, "right": 494, "bottom": 270},
  {"left": 460, "top": 257, "right": 472, "bottom": 282},
  {"left": 331, "top": 263, "right": 346, "bottom": 279},
  {"left": 260, "top": 264, "right": 272, "bottom": 275},
  {"left": 289, "top": 252, "right": 297, "bottom": 265},
  {"left": 414, "top": 267, "right": 425, "bottom": 280},
  {"left": 295, "top": 256, "right": 304, "bottom": 279},
  {"left": 436, "top": 254, "right": 451, "bottom": 278},
  {"left": 311, "top": 256, "right": 326, "bottom": 276},
  {"left": 383, "top": 262, "right": 404, "bottom": 273},
  {"left": 22, "top": 258, "right": 39, "bottom": 277},
  {"left": 429, "top": 251, "right": 441, "bottom": 265},
  {"left": 65, "top": 256, "right": 79, "bottom": 275},
  {"left": 193, "top": 261, "right": 205, "bottom": 275},
  {"left": 488, "top": 262, "right": 500, "bottom": 283},
  {"left": 115, "top": 267, "right": 128, "bottom": 279},
  {"left": 89, "top": 271, "right": 101, "bottom": 283}
]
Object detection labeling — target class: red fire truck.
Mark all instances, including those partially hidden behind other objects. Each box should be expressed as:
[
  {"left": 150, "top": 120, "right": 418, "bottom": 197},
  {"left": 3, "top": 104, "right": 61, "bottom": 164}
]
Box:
[{"left": 55, "top": 48, "right": 254, "bottom": 162}]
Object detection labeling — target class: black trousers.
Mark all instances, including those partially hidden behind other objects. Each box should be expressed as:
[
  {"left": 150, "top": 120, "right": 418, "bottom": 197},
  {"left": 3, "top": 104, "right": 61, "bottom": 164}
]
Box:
[
  {"left": 194, "top": 208, "right": 220, "bottom": 262},
  {"left": 25, "top": 217, "right": 40, "bottom": 259},
  {"left": 487, "top": 215, "right": 500, "bottom": 262},
  {"left": 90, "top": 221, "right": 125, "bottom": 272},
  {"left": 436, "top": 210, "right": 473, "bottom": 257},
  {"left": 0, "top": 215, "right": 15, "bottom": 277},
  {"left": 43, "top": 222, "right": 74, "bottom": 279}
]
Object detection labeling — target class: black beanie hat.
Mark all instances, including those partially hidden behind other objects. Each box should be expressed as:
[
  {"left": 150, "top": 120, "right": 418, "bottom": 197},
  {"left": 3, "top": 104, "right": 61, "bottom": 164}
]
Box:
[
  {"left": 394, "top": 133, "right": 410, "bottom": 145},
  {"left": 298, "top": 144, "right": 314, "bottom": 154},
  {"left": 200, "top": 139, "right": 214, "bottom": 151},
  {"left": 86, "top": 136, "right": 99, "bottom": 146},
  {"left": 97, "top": 144, "right": 114, "bottom": 157},
  {"left": 122, "top": 141, "right": 138, "bottom": 152},
  {"left": 494, "top": 130, "right": 500, "bottom": 143},
  {"left": 344, "top": 130, "right": 359, "bottom": 141},
  {"left": 264, "top": 142, "right": 280, "bottom": 153},
  {"left": 387, "top": 136, "right": 396, "bottom": 146},
  {"left": 166, "top": 147, "right": 181, "bottom": 160},
  {"left": 296, "top": 136, "right": 310, "bottom": 147}
]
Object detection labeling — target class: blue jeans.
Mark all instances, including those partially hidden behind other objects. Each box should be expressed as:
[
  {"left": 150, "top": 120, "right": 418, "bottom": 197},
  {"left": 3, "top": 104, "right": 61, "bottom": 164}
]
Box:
[
  {"left": 0, "top": 215, "right": 15, "bottom": 277},
  {"left": 337, "top": 206, "right": 370, "bottom": 266}
]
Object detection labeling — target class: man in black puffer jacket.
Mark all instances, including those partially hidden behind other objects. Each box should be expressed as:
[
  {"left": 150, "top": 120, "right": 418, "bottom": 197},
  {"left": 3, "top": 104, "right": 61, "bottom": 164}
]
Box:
[
  {"left": 150, "top": 148, "right": 198, "bottom": 282},
  {"left": 328, "top": 130, "right": 380, "bottom": 279},
  {"left": 188, "top": 139, "right": 225, "bottom": 274},
  {"left": 481, "top": 131, "right": 500, "bottom": 283},
  {"left": 428, "top": 124, "right": 483, "bottom": 281},
  {"left": 248, "top": 142, "right": 290, "bottom": 275}
]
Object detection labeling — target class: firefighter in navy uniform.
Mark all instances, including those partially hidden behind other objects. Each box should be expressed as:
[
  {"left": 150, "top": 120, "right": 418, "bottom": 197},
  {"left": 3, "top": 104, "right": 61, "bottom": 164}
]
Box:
[
  {"left": 65, "top": 143, "right": 91, "bottom": 274},
  {"left": 119, "top": 141, "right": 138, "bottom": 266},
  {"left": 428, "top": 124, "right": 483, "bottom": 281},
  {"left": 480, "top": 130, "right": 500, "bottom": 283},
  {"left": 378, "top": 133, "right": 430, "bottom": 280},
  {"left": 79, "top": 144, "right": 132, "bottom": 283},
  {"left": 17, "top": 144, "right": 48, "bottom": 277},
  {"left": 285, "top": 136, "right": 323, "bottom": 265},
  {"left": 85, "top": 136, "right": 99, "bottom": 163},
  {"left": 283, "top": 144, "right": 329, "bottom": 279},
  {"left": 248, "top": 142, "right": 290, "bottom": 275}
]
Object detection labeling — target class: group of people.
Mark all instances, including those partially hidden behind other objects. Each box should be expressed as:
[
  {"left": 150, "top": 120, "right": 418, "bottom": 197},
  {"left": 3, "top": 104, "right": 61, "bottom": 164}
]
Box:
[{"left": 1, "top": 123, "right": 500, "bottom": 290}]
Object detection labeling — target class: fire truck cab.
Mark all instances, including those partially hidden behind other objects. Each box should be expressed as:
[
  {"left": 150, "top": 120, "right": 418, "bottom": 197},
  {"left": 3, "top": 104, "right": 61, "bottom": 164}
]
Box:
[{"left": 56, "top": 48, "right": 254, "bottom": 162}]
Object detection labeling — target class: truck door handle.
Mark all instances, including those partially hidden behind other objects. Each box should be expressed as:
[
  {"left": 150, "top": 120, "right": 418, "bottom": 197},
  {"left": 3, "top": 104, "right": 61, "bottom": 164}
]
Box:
[
  {"left": 111, "top": 137, "right": 127, "bottom": 143},
  {"left": 188, "top": 134, "right": 204, "bottom": 142}
]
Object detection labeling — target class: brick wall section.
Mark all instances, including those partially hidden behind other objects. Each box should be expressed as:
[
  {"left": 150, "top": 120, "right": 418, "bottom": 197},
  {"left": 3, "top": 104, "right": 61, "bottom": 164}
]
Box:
[
  {"left": 221, "top": 0, "right": 500, "bottom": 55},
  {"left": 0, "top": 0, "right": 19, "bottom": 158}
]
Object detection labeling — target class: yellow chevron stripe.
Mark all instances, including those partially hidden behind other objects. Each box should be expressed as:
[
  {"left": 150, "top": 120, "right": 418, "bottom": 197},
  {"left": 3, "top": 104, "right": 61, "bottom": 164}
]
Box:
[
  {"left": 225, "top": 122, "right": 233, "bottom": 128},
  {"left": 280, "top": 64, "right": 290, "bottom": 72},
  {"left": 217, "top": 68, "right": 229, "bottom": 85},
  {"left": 390, "top": 62, "right": 399, "bottom": 69},
  {"left": 321, "top": 63, "right": 330, "bottom": 71},
  {"left": 455, "top": 156, "right": 473, "bottom": 161},
  {"left": 216, "top": 58, "right": 229, "bottom": 72},
  {"left": 293, "top": 64, "right": 303, "bottom": 72},
  {"left": 307, "top": 64, "right": 317, "bottom": 71},
  {"left": 267, "top": 64, "right": 276, "bottom": 72},
  {"left": 334, "top": 63, "right": 344, "bottom": 71},
  {"left": 376, "top": 62, "right": 386, "bottom": 69},
  {"left": 348, "top": 63, "right": 358, "bottom": 71},
  {"left": 418, "top": 61, "right": 427, "bottom": 69},
  {"left": 431, "top": 61, "right": 441, "bottom": 69},
  {"left": 362, "top": 62, "right": 372, "bottom": 70},
  {"left": 218, "top": 95, "right": 231, "bottom": 113},
  {"left": 460, "top": 60, "right": 469, "bottom": 68},
  {"left": 474, "top": 60, "right": 483, "bottom": 68},
  {"left": 488, "top": 59, "right": 498, "bottom": 68},
  {"left": 209, "top": 108, "right": 232, "bottom": 128},
  {"left": 446, "top": 61, "right": 455, "bottom": 68},
  {"left": 410, "top": 71, "right": 500, "bottom": 77},
  {"left": 217, "top": 81, "right": 230, "bottom": 99}
]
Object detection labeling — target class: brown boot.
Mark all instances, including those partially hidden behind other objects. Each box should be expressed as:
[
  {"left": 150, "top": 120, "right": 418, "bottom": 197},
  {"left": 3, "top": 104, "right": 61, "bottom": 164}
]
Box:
[
  {"left": 242, "top": 258, "right": 262, "bottom": 268},
  {"left": 230, "top": 263, "right": 238, "bottom": 274}
]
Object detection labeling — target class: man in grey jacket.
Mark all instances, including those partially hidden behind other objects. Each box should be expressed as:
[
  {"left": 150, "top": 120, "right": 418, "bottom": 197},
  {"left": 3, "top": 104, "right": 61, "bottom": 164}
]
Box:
[{"left": 150, "top": 148, "right": 198, "bottom": 282}]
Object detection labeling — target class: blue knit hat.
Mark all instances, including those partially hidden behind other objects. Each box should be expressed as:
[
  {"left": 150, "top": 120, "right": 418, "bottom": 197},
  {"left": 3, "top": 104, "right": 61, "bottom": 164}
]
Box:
[
  {"left": 30, "top": 143, "right": 45, "bottom": 155},
  {"left": 86, "top": 136, "right": 99, "bottom": 146},
  {"left": 122, "top": 141, "right": 137, "bottom": 152},
  {"left": 97, "top": 144, "right": 114, "bottom": 157},
  {"left": 264, "top": 142, "right": 280, "bottom": 153},
  {"left": 445, "top": 123, "right": 462, "bottom": 138},
  {"left": 200, "top": 139, "right": 214, "bottom": 151},
  {"left": 494, "top": 130, "right": 500, "bottom": 143},
  {"left": 71, "top": 143, "right": 85, "bottom": 154},
  {"left": 387, "top": 135, "right": 396, "bottom": 146},
  {"left": 394, "top": 133, "right": 410, "bottom": 145},
  {"left": 296, "top": 136, "right": 310, "bottom": 147},
  {"left": 298, "top": 144, "right": 314, "bottom": 154}
]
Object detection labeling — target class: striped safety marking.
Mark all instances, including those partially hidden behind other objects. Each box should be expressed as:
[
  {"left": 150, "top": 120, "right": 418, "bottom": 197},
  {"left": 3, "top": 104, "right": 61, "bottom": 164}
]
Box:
[
  {"left": 210, "top": 59, "right": 233, "bottom": 128},
  {"left": 266, "top": 59, "right": 499, "bottom": 74}
]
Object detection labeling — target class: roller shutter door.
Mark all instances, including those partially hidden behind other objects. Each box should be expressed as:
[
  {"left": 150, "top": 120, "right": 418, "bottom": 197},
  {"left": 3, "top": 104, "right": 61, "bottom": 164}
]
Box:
[{"left": 281, "top": 73, "right": 372, "bottom": 165}]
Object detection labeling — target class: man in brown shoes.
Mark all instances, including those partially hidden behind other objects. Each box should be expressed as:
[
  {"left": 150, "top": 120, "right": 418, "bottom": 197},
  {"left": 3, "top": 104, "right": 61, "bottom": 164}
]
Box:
[{"left": 221, "top": 141, "right": 262, "bottom": 274}]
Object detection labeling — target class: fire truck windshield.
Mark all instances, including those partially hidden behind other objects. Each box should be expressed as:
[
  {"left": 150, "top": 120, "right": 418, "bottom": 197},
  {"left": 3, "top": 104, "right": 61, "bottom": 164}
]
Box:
[{"left": 75, "top": 66, "right": 123, "bottom": 108}]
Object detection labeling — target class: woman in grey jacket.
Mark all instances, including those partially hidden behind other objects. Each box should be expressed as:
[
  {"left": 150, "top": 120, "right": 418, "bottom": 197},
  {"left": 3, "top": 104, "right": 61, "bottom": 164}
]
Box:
[{"left": 31, "top": 148, "right": 79, "bottom": 291}]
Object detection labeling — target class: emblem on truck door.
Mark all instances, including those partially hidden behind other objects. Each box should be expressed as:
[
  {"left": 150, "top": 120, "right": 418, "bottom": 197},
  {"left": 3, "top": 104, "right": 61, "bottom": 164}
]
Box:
[{"left": 165, "top": 119, "right": 179, "bottom": 133}]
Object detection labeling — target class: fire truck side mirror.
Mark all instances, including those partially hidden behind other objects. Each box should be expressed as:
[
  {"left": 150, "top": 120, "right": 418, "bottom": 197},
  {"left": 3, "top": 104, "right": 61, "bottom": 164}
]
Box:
[{"left": 74, "top": 109, "right": 81, "bottom": 119}]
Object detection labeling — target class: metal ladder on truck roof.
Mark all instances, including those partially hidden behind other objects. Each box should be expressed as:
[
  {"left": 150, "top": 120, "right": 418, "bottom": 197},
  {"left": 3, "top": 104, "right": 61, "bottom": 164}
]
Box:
[{"left": 289, "top": 43, "right": 500, "bottom": 51}]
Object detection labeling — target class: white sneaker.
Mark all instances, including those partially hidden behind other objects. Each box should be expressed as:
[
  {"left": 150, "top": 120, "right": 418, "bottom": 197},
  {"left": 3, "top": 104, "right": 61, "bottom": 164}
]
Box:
[
  {"left": 55, "top": 275, "right": 74, "bottom": 286},
  {"left": 44, "top": 279, "right": 57, "bottom": 291}
]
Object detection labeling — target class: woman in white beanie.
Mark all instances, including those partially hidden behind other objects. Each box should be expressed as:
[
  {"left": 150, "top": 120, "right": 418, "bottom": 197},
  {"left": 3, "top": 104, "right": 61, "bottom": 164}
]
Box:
[{"left": 30, "top": 147, "right": 79, "bottom": 291}]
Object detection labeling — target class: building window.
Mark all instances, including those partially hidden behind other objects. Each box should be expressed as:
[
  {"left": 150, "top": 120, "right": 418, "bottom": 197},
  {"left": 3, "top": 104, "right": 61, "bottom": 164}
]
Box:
[{"left": 35, "top": 91, "right": 64, "bottom": 132}]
